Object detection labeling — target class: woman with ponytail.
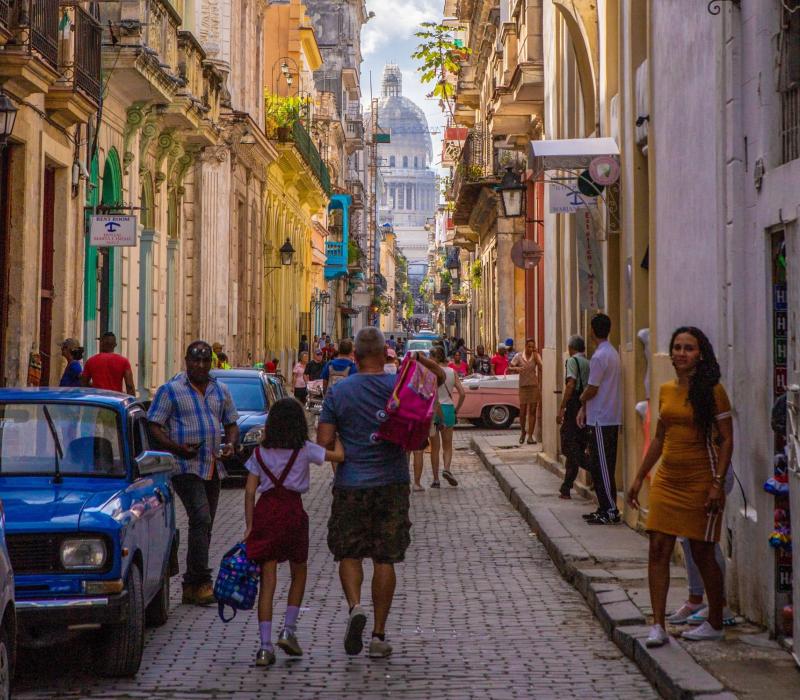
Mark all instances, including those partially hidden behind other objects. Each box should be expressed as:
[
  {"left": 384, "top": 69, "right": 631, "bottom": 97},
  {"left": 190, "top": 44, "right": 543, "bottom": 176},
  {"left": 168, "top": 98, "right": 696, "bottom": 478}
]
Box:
[{"left": 627, "top": 327, "right": 734, "bottom": 648}]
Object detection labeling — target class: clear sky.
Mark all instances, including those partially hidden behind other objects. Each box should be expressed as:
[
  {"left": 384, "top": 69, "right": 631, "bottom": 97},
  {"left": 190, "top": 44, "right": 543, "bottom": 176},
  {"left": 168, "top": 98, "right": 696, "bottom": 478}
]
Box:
[{"left": 360, "top": 0, "right": 445, "bottom": 171}]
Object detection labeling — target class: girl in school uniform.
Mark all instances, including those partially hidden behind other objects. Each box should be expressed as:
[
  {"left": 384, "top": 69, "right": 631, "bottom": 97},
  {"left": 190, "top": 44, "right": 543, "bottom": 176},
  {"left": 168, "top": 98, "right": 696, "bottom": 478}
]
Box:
[{"left": 243, "top": 397, "right": 344, "bottom": 666}]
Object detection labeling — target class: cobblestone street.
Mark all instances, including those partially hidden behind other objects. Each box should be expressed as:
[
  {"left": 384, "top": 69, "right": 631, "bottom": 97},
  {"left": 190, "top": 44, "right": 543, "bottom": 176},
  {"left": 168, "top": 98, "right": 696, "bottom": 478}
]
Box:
[{"left": 14, "top": 429, "right": 657, "bottom": 699}]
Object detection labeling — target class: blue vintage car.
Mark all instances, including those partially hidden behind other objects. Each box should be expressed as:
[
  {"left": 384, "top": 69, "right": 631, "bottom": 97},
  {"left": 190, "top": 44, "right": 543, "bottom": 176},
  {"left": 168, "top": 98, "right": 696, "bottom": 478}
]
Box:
[
  {"left": 0, "top": 496, "right": 15, "bottom": 699},
  {"left": 0, "top": 389, "right": 179, "bottom": 678}
]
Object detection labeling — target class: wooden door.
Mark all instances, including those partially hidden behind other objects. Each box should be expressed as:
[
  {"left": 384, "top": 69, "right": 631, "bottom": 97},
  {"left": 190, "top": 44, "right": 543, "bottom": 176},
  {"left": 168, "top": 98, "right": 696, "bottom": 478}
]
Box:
[{"left": 39, "top": 168, "right": 55, "bottom": 385}]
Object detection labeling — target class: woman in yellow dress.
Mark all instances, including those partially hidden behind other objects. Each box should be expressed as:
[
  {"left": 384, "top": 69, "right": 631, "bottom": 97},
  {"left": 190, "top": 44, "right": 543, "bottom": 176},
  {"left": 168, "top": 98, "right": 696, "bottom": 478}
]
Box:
[{"left": 627, "top": 326, "right": 733, "bottom": 648}]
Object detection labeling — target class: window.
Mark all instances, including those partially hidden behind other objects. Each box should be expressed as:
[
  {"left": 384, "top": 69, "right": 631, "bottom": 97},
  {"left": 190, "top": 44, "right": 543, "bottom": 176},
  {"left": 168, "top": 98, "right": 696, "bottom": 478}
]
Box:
[
  {"left": 780, "top": 4, "right": 800, "bottom": 162},
  {"left": 403, "top": 156, "right": 408, "bottom": 168},
  {"left": 389, "top": 156, "right": 396, "bottom": 167},
  {"left": 414, "top": 156, "right": 418, "bottom": 168}
]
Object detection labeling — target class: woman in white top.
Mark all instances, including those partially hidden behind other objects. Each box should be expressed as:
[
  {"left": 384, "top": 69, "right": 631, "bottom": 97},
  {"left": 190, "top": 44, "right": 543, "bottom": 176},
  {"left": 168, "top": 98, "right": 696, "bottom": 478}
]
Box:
[
  {"left": 429, "top": 345, "right": 464, "bottom": 488},
  {"left": 291, "top": 351, "right": 308, "bottom": 403}
]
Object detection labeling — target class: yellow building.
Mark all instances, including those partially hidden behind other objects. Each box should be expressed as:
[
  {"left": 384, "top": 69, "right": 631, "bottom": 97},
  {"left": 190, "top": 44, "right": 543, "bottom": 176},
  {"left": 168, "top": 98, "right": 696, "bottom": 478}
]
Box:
[{"left": 263, "top": 0, "right": 330, "bottom": 367}]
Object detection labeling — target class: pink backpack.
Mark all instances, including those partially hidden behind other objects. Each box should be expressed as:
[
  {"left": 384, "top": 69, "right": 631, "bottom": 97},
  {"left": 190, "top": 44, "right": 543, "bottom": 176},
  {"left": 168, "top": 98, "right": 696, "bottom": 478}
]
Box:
[{"left": 375, "top": 355, "right": 438, "bottom": 451}]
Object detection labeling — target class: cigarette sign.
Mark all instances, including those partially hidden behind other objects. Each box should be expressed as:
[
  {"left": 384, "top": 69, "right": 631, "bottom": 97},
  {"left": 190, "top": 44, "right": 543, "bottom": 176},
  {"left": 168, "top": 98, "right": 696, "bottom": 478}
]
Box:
[{"left": 90, "top": 215, "right": 138, "bottom": 247}]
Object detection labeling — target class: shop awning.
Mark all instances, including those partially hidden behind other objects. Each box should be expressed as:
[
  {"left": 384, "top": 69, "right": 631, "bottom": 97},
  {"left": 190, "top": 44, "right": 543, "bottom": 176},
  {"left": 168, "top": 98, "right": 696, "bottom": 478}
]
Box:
[{"left": 528, "top": 137, "right": 619, "bottom": 177}]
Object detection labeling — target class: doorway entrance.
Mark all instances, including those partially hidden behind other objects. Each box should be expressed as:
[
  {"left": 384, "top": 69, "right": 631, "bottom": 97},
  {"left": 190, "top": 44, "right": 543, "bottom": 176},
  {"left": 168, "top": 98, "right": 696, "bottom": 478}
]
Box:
[{"left": 39, "top": 167, "right": 56, "bottom": 385}]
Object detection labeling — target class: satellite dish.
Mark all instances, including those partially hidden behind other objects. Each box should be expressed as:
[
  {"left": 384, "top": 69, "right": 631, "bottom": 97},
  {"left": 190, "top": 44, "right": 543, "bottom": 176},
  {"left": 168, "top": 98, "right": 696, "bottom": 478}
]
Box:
[{"left": 510, "top": 239, "right": 544, "bottom": 269}]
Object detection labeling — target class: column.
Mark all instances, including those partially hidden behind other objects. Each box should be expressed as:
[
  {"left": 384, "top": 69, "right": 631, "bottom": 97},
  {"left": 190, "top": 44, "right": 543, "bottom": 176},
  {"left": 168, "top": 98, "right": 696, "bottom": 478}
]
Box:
[{"left": 496, "top": 214, "right": 524, "bottom": 343}]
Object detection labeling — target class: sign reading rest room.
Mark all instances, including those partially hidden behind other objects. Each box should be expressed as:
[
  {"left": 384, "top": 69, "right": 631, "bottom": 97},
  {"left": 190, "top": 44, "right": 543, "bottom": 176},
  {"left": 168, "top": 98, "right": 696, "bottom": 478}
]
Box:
[{"left": 90, "top": 215, "right": 138, "bottom": 247}]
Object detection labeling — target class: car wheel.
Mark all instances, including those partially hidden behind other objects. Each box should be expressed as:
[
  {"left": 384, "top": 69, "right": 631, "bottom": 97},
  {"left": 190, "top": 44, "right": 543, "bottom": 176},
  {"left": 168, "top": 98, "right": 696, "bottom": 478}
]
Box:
[
  {"left": 0, "top": 624, "right": 11, "bottom": 700},
  {"left": 95, "top": 562, "right": 144, "bottom": 677},
  {"left": 481, "top": 405, "right": 515, "bottom": 429},
  {"left": 145, "top": 565, "right": 170, "bottom": 628}
]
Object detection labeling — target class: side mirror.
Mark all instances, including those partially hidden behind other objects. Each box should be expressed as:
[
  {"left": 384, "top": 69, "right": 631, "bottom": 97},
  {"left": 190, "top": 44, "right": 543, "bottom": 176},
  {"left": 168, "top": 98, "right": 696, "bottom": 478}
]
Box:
[{"left": 135, "top": 450, "right": 177, "bottom": 476}]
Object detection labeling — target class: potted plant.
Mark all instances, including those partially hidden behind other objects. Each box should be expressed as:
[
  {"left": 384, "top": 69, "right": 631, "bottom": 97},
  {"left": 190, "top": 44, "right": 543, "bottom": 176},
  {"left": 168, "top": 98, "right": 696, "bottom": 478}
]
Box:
[{"left": 264, "top": 94, "right": 306, "bottom": 141}]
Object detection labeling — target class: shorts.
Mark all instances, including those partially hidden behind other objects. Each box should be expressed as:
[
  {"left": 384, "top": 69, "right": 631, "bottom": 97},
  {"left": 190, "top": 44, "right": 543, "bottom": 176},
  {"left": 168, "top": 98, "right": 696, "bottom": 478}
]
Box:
[
  {"left": 327, "top": 483, "right": 412, "bottom": 564},
  {"left": 435, "top": 403, "right": 457, "bottom": 428}
]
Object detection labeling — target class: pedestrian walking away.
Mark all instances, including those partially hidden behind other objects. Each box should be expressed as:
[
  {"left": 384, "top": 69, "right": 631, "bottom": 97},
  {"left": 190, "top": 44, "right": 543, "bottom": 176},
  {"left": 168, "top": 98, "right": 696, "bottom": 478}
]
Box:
[
  {"left": 243, "top": 397, "right": 344, "bottom": 665},
  {"left": 58, "top": 338, "right": 84, "bottom": 387},
  {"left": 430, "top": 346, "right": 465, "bottom": 488},
  {"left": 148, "top": 340, "right": 240, "bottom": 606},
  {"left": 577, "top": 314, "right": 622, "bottom": 525},
  {"left": 556, "top": 335, "right": 591, "bottom": 498},
  {"left": 321, "top": 338, "right": 357, "bottom": 393},
  {"left": 81, "top": 331, "right": 136, "bottom": 395},
  {"left": 317, "top": 327, "right": 444, "bottom": 658},
  {"left": 291, "top": 351, "right": 309, "bottom": 403},
  {"left": 627, "top": 326, "right": 734, "bottom": 648},
  {"left": 508, "top": 338, "right": 542, "bottom": 444}
]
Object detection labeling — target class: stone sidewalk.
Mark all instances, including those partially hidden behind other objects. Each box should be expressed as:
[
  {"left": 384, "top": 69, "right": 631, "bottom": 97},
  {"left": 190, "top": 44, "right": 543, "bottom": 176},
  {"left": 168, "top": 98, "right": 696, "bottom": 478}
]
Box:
[{"left": 472, "top": 435, "right": 800, "bottom": 700}]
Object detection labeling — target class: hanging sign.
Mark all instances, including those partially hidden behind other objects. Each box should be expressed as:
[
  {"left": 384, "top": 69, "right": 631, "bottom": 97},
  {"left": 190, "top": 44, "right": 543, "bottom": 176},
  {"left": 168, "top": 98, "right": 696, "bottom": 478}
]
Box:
[
  {"left": 90, "top": 215, "right": 138, "bottom": 247},
  {"left": 548, "top": 182, "right": 596, "bottom": 214},
  {"left": 576, "top": 210, "right": 605, "bottom": 312}
]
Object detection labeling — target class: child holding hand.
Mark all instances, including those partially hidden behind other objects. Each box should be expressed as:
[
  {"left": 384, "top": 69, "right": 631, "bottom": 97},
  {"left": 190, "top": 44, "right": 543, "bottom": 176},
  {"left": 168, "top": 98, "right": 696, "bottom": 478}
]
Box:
[{"left": 243, "top": 397, "right": 344, "bottom": 666}]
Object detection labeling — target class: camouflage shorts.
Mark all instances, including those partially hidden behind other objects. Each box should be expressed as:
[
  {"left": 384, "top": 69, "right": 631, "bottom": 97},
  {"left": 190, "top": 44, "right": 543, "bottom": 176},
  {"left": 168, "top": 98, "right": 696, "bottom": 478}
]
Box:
[{"left": 327, "top": 483, "right": 412, "bottom": 564}]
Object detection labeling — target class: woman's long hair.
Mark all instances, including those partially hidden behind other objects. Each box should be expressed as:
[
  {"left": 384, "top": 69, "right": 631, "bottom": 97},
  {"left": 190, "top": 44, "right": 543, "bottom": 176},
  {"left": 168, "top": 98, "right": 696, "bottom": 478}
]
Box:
[
  {"left": 669, "top": 326, "right": 721, "bottom": 437},
  {"left": 261, "top": 397, "right": 308, "bottom": 450}
]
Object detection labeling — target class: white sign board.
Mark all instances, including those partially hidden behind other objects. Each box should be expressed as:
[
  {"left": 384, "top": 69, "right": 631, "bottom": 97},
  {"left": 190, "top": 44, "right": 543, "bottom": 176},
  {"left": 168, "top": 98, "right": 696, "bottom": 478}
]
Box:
[
  {"left": 548, "top": 182, "right": 596, "bottom": 214},
  {"left": 90, "top": 215, "right": 138, "bottom": 247}
]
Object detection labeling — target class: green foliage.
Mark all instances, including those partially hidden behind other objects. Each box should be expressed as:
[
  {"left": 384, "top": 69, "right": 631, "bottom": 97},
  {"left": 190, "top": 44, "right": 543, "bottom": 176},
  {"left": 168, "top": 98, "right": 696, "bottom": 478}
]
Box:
[
  {"left": 347, "top": 239, "right": 363, "bottom": 265},
  {"left": 411, "top": 22, "right": 471, "bottom": 119},
  {"left": 264, "top": 94, "right": 310, "bottom": 129},
  {"left": 403, "top": 290, "right": 414, "bottom": 319},
  {"left": 440, "top": 269, "right": 453, "bottom": 287},
  {"left": 469, "top": 260, "right": 482, "bottom": 290}
]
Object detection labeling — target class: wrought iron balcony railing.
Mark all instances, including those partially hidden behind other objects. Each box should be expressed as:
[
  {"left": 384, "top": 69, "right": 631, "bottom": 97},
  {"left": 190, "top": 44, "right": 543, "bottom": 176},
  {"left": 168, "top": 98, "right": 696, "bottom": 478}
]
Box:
[{"left": 7, "top": 0, "right": 59, "bottom": 71}]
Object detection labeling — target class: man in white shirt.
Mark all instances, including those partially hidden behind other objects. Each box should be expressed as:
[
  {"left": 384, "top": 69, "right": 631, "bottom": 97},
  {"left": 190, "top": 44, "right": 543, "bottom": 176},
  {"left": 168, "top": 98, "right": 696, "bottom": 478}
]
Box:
[{"left": 577, "top": 314, "right": 623, "bottom": 524}]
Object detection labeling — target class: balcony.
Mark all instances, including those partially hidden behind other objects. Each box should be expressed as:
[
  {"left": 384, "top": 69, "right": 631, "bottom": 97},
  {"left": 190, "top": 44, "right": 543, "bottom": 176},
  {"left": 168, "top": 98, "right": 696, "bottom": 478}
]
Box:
[
  {"left": 0, "top": 0, "right": 13, "bottom": 45},
  {"left": 325, "top": 194, "right": 351, "bottom": 280},
  {"left": 324, "top": 241, "right": 347, "bottom": 279},
  {"left": 345, "top": 117, "right": 364, "bottom": 150},
  {"left": 346, "top": 176, "right": 365, "bottom": 208},
  {"left": 98, "top": 0, "right": 181, "bottom": 104},
  {"left": 0, "top": 0, "right": 60, "bottom": 97},
  {"left": 451, "top": 127, "right": 497, "bottom": 226},
  {"left": 273, "top": 120, "right": 332, "bottom": 196},
  {"left": 45, "top": 5, "right": 102, "bottom": 127}
]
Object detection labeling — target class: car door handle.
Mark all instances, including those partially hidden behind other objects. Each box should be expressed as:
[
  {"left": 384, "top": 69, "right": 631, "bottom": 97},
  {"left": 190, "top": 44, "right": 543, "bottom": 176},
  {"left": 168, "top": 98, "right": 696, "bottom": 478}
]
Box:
[{"left": 153, "top": 487, "right": 165, "bottom": 504}]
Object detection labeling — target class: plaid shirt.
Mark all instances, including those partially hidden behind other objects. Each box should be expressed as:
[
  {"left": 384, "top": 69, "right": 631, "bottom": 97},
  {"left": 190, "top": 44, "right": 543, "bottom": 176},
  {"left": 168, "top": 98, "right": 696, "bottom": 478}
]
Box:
[{"left": 148, "top": 372, "right": 238, "bottom": 479}]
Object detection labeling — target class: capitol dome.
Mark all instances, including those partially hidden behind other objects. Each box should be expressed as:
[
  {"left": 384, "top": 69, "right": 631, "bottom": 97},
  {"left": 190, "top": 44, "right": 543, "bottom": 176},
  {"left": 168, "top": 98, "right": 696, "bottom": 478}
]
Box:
[{"left": 377, "top": 65, "right": 433, "bottom": 165}]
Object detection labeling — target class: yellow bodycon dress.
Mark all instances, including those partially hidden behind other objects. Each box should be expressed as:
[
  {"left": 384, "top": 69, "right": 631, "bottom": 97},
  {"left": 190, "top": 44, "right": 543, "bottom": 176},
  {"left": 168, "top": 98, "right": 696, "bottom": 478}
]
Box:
[{"left": 645, "top": 381, "right": 732, "bottom": 543}]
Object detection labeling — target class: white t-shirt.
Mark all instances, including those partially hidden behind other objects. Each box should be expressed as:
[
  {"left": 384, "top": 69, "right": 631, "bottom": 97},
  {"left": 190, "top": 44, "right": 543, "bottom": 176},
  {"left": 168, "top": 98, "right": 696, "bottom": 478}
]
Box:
[
  {"left": 586, "top": 340, "right": 623, "bottom": 426},
  {"left": 437, "top": 366, "right": 457, "bottom": 405},
  {"left": 244, "top": 441, "right": 326, "bottom": 494},
  {"left": 383, "top": 363, "right": 398, "bottom": 375}
]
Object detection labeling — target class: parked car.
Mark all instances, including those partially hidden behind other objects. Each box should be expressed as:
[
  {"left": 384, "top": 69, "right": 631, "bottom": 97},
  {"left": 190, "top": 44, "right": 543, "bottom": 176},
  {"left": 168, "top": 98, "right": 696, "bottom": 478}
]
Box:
[
  {"left": 459, "top": 374, "right": 521, "bottom": 429},
  {"left": 0, "top": 497, "right": 15, "bottom": 700},
  {"left": 211, "top": 369, "right": 287, "bottom": 479},
  {"left": 0, "top": 388, "right": 179, "bottom": 678},
  {"left": 402, "top": 338, "right": 435, "bottom": 360}
]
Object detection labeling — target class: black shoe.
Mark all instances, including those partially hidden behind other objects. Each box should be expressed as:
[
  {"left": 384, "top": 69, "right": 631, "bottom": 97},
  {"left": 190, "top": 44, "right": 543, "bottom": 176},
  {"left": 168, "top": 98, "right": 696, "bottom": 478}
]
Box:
[
  {"left": 582, "top": 510, "right": 600, "bottom": 521},
  {"left": 586, "top": 511, "right": 621, "bottom": 525}
]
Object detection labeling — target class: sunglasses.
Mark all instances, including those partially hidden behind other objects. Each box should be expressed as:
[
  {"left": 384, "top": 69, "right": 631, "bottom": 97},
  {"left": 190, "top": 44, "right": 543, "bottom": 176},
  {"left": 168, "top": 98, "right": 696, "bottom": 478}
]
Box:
[{"left": 187, "top": 346, "right": 212, "bottom": 360}]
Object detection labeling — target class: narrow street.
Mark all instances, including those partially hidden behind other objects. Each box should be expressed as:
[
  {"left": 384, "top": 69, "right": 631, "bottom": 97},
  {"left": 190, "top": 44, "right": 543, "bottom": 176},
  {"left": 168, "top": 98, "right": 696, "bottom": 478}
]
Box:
[{"left": 14, "top": 429, "right": 656, "bottom": 699}]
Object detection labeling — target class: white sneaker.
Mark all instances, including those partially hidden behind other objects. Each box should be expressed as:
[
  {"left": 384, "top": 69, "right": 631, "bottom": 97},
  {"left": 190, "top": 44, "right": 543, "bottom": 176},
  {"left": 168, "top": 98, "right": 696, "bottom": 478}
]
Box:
[
  {"left": 682, "top": 621, "right": 724, "bottom": 641},
  {"left": 645, "top": 624, "right": 669, "bottom": 648},
  {"left": 667, "top": 602, "right": 705, "bottom": 624},
  {"left": 687, "top": 606, "right": 737, "bottom": 626}
]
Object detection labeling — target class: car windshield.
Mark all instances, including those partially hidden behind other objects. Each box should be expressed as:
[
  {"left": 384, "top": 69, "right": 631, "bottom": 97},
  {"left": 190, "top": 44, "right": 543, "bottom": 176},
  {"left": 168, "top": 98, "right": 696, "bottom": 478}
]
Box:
[
  {"left": 0, "top": 402, "right": 125, "bottom": 477},
  {"left": 407, "top": 340, "right": 432, "bottom": 352},
  {"left": 217, "top": 378, "right": 266, "bottom": 412}
]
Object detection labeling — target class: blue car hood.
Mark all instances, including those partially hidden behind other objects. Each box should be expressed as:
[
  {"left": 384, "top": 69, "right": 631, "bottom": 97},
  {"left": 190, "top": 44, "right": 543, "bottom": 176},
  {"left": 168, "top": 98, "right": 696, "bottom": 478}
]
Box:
[
  {"left": 237, "top": 412, "right": 267, "bottom": 432},
  {"left": 0, "top": 479, "right": 122, "bottom": 532}
]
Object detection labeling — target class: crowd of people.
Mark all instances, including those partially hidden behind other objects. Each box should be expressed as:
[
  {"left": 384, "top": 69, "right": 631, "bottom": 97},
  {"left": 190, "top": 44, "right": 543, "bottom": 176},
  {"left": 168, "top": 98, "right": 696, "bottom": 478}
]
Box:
[{"left": 54, "top": 317, "right": 736, "bottom": 659}]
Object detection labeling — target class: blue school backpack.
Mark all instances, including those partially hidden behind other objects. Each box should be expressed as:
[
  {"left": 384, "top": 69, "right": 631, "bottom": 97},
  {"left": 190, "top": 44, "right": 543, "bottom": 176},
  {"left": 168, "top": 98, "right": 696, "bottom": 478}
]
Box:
[{"left": 214, "top": 543, "right": 260, "bottom": 622}]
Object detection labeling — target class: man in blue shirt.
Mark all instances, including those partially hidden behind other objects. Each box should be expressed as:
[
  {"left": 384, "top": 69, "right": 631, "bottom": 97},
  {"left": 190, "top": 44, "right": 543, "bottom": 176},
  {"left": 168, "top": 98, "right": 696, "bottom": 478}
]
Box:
[
  {"left": 321, "top": 338, "right": 358, "bottom": 393},
  {"left": 318, "top": 327, "right": 444, "bottom": 659},
  {"left": 148, "top": 341, "right": 239, "bottom": 605}
]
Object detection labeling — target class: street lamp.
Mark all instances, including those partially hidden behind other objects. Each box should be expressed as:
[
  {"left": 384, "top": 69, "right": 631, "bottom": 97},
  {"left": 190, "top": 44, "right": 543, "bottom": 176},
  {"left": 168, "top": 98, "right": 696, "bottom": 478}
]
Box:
[
  {"left": 496, "top": 167, "right": 526, "bottom": 218},
  {"left": 279, "top": 237, "right": 295, "bottom": 266},
  {"left": 0, "top": 93, "right": 18, "bottom": 151}
]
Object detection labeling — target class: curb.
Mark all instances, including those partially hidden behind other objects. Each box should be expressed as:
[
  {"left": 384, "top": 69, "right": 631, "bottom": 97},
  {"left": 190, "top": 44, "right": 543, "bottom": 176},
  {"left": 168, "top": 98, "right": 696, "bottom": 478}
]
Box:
[{"left": 472, "top": 437, "right": 732, "bottom": 700}]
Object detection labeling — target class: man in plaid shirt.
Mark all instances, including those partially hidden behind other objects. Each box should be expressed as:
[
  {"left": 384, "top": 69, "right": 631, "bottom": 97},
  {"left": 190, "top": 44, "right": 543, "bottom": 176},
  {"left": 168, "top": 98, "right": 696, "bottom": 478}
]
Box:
[{"left": 148, "top": 340, "right": 239, "bottom": 605}]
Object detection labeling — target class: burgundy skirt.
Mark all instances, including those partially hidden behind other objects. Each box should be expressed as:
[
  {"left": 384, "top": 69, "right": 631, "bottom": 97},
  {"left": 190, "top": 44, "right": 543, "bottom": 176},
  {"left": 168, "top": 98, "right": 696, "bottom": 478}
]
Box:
[{"left": 245, "top": 487, "right": 309, "bottom": 564}]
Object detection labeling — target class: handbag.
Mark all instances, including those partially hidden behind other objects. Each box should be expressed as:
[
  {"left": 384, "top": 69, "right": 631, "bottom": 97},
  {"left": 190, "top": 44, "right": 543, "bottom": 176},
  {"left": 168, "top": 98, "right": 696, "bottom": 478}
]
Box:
[
  {"left": 375, "top": 354, "right": 438, "bottom": 451},
  {"left": 213, "top": 542, "right": 261, "bottom": 622}
]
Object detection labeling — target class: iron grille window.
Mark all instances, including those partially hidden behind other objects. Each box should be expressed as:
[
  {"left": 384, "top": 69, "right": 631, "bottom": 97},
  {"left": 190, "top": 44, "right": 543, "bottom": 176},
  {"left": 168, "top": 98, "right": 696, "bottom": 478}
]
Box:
[{"left": 780, "top": 1, "right": 800, "bottom": 163}]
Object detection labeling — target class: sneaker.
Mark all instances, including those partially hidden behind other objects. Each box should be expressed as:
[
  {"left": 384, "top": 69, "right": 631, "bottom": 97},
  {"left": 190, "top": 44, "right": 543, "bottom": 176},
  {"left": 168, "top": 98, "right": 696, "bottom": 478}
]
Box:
[
  {"left": 255, "top": 647, "right": 275, "bottom": 666},
  {"left": 277, "top": 629, "right": 303, "bottom": 657},
  {"left": 181, "top": 584, "right": 196, "bottom": 605},
  {"left": 582, "top": 510, "right": 601, "bottom": 521},
  {"left": 368, "top": 637, "right": 393, "bottom": 658},
  {"left": 667, "top": 602, "right": 706, "bottom": 624},
  {"left": 430, "top": 481, "right": 441, "bottom": 489},
  {"left": 682, "top": 621, "right": 724, "bottom": 641},
  {"left": 412, "top": 483, "right": 425, "bottom": 492},
  {"left": 585, "top": 511, "right": 620, "bottom": 525},
  {"left": 687, "top": 606, "right": 737, "bottom": 626},
  {"left": 442, "top": 470, "right": 458, "bottom": 486},
  {"left": 194, "top": 582, "right": 216, "bottom": 605},
  {"left": 344, "top": 604, "right": 367, "bottom": 655},
  {"left": 645, "top": 624, "right": 669, "bottom": 648}
]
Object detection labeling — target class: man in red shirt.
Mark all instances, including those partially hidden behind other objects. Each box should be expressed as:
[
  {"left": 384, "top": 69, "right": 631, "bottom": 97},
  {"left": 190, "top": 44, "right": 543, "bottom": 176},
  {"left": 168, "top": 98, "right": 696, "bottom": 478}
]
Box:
[
  {"left": 81, "top": 332, "right": 136, "bottom": 395},
  {"left": 490, "top": 344, "right": 510, "bottom": 376}
]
